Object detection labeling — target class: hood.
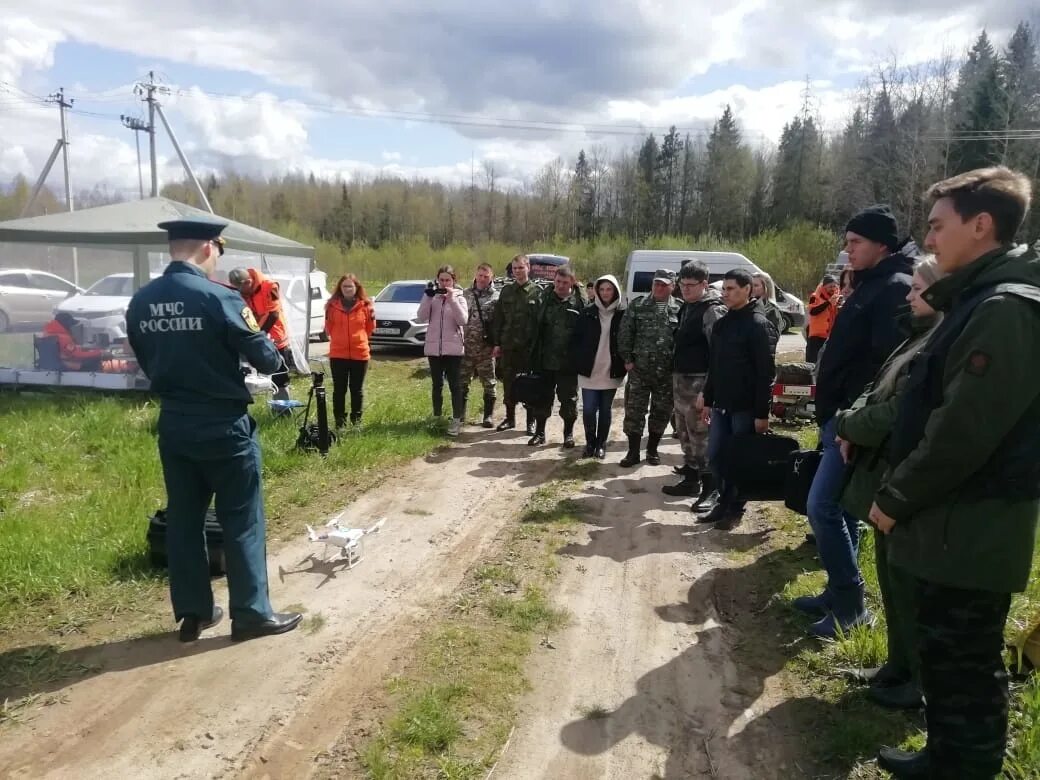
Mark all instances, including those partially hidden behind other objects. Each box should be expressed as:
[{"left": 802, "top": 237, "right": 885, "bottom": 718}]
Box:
[
  {"left": 247, "top": 268, "right": 270, "bottom": 287},
  {"left": 924, "top": 243, "right": 1040, "bottom": 312},
  {"left": 593, "top": 274, "right": 622, "bottom": 313}
]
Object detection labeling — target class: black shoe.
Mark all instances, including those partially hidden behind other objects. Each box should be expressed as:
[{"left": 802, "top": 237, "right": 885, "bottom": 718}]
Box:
[
  {"left": 645, "top": 433, "right": 662, "bottom": 466},
  {"left": 692, "top": 473, "right": 717, "bottom": 511},
  {"left": 230, "top": 611, "right": 303, "bottom": 642},
  {"left": 619, "top": 434, "right": 641, "bottom": 467},
  {"left": 673, "top": 464, "right": 696, "bottom": 476},
  {"left": 594, "top": 447, "right": 606, "bottom": 460},
  {"left": 496, "top": 417, "right": 516, "bottom": 431},
  {"left": 696, "top": 503, "right": 731, "bottom": 525},
  {"left": 877, "top": 747, "right": 929, "bottom": 779},
  {"left": 179, "top": 606, "right": 224, "bottom": 643},
  {"left": 868, "top": 681, "right": 923, "bottom": 710},
  {"left": 563, "top": 423, "right": 575, "bottom": 449},
  {"left": 713, "top": 508, "right": 744, "bottom": 531},
  {"left": 805, "top": 532, "right": 817, "bottom": 545},
  {"left": 582, "top": 444, "right": 595, "bottom": 457},
  {"left": 662, "top": 476, "right": 701, "bottom": 496},
  {"left": 525, "top": 411, "right": 536, "bottom": 436},
  {"left": 842, "top": 663, "right": 906, "bottom": 687},
  {"left": 482, "top": 396, "right": 495, "bottom": 428},
  {"left": 334, "top": 417, "right": 345, "bottom": 430},
  {"left": 528, "top": 432, "right": 546, "bottom": 446},
  {"left": 482, "top": 416, "right": 494, "bottom": 429}
]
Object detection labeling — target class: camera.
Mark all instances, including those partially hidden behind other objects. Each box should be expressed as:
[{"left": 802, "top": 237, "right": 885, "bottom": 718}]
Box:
[
  {"left": 311, "top": 370, "right": 325, "bottom": 387},
  {"left": 425, "top": 281, "right": 447, "bottom": 296}
]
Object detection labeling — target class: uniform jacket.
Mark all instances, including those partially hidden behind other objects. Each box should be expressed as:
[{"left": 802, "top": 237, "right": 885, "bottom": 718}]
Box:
[
  {"left": 814, "top": 252, "right": 913, "bottom": 424},
  {"left": 242, "top": 268, "right": 289, "bottom": 350},
  {"left": 42, "top": 318, "right": 105, "bottom": 370},
  {"left": 875, "top": 244, "right": 1040, "bottom": 593},
  {"left": 531, "top": 285, "right": 584, "bottom": 372},
  {"left": 463, "top": 282, "right": 499, "bottom": 355},
  {"left": 807, "top": 284, "right": 838, "bottom": 339},
  {"left": 325, "top": 296, "right": 375, "bottom": 361},
  {"left": 492, "top": 279, "right": 543, "bottom": 352},
  {"left": 702, "top": 301, "right": 777, "bottom": 418},
  {"left": 127, "top": 262, "right": 282, "bottom": 414},
  {"left": 617, "top": 294, "right": 682, "bottom": 375},
  {"left": 673, "top": 288, "right": 725, "bottom": 375},
  {"left": 417, "top": 287, "right": 468, "bottom": 357}
]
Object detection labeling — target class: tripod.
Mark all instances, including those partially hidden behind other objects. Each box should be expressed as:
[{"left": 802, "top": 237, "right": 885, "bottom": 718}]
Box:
[{"left": 296, "top": 371, "right": 336, "bottom": 455}]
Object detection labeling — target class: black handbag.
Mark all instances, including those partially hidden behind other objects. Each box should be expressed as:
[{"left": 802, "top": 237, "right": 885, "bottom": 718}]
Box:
[
  {"left": 512, "top": 371, "right": 551, "bottom": 407},
  {"left": 147, "top": 508, "right": 226, "bottom": 577},
  {"left": 784, "top": 449, "right": 823, "bottom": 516},
  {"left": 718, "top": 431, "right": 800, "bottom": 501}
]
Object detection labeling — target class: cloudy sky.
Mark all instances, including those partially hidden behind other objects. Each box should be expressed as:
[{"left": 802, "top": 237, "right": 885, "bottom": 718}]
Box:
[{"left": 0, "top": 1, "right": 1033, "bottom": 198}]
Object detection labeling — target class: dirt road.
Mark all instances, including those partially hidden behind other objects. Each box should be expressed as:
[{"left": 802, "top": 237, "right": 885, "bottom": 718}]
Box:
[{"left": 0, "top": 411, "right": 805, "bottom": 779}]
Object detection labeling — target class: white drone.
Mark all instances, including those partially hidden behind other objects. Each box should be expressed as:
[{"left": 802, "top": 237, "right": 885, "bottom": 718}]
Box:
[{"left": 306, "top": 516, "right": 386, "bottom": 568}]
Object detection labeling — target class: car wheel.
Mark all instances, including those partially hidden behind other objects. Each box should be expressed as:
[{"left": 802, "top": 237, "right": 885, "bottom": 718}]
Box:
[
  {"left": 0, "top": 309, "right": 9, "bottom": 333},
  {"left": 780, "top": 314, "right": 792, "bottom": 334}
]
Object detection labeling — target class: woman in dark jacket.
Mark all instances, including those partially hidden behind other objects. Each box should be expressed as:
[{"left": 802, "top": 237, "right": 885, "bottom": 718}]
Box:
[
  {"left": 832, "top": 257, "right": 945, "bottom": 710},
  {"left": 573, "top": 274, "right": 626, "bottom": 458}
]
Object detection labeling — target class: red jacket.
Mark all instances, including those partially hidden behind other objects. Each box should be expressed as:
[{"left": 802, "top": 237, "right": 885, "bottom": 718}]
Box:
[
  {"left": 243, "top": 268, "right": 289, "bottom": 350},
  {"left": 43, "top": 319, "right": 105, "bottom": 370},
  {"left": 325, "top": 297, "right": 375, "bottom": 361}
]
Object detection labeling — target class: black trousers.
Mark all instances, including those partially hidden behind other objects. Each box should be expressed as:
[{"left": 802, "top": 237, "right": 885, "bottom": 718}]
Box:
[
  {"left": 915, "top": 578, "right": 1011, "bottom": 779},
  {"left": 429, "top": 355, "right": 464, "bottom": 419},
  {"left": 329, "top": 358, "right": 368, "bottom": 424},
  {"left": 805, "top": 336, "right": 826, "bottom": 364},
  {"left": 272, "top": 346, "right": 294, "bottom": 389}
]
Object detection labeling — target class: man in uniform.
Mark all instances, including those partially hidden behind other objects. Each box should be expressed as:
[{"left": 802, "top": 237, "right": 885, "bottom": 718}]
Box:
[
  {"left": 870, "top": 167, "right": 1039, "bottom": 779},
  {"left": 127, "top": 217, "right": 302, "bottom": 643},
  {"left": 462, "top": 262, "right": 499, "bottom": 428},
  {"left": 617, "top": 268, "right": 682, "bottom": 467},
  {"left": 492, "top": 254, "right": 543, "bottom": 434},
  {"left": 228, "top": 267, "right": 293, "bottom": 401},
  {"left": 663, "top": 261, "right": 726, "bottom": 501},
  {"left": 527, "top": 265, "right": 583, "bottom": 447}
]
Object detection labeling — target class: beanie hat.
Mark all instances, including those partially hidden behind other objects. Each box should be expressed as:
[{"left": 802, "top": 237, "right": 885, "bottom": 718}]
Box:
[
  {"left": 821, "top": 275, "right": 838, "bottom": 286},
  {"left": 845, "top": 205, "right": 899, "bottom": 251}
]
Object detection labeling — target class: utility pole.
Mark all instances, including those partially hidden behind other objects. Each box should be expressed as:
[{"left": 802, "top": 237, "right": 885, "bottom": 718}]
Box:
[
  {"left": 121, "top": 115, "right": 149, "bottom": 199},
  {"left": 134, "top": 72, "right": 163, "bottom": 197},
  {"left": 20, "top": 88, "right": 75, "bottom": 217}
]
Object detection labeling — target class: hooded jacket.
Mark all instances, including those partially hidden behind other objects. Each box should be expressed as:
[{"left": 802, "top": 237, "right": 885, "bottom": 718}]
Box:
[
  {"left": 814, "top": 251, "right": 914, "bottom": 424},
  {"left": 325, "top": 296, "right": 375, "bottom": 361},
  {"left": 573, "top": 274, "right": 626, "bottom": 386},
  {"left": 417, "top": 286, "right": 468, "bottom": 357},
  {"left": 242, "top": 268, "right": 290, "bottom": 350},
  {"left": 42, "top": 315, "right": 105, "bottom": 370}
]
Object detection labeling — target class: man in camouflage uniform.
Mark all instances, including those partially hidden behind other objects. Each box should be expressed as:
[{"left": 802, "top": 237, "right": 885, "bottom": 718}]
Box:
[
  {"left": 526, "top": 265, "right": 583, "bottom": 447},
  {"left": 869, "top": 168, "right": 1040, "bottom": 780},
  {"left": 663, "top": 260, "right": 726, "bottom": 500},
  {"left": 492, "top": 254, "right": 543, "bottom": 434},
  {"left": 462, "top": 262, "right": 499, "bottom": 428},
  {"left": 617, "top": 268, "right": 682, "bottom": 467}
]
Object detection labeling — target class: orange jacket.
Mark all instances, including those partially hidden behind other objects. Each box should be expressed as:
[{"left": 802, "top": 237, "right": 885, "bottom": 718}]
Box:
[
  {"left": 325, "top": 297, "right": 375, "bottom": 361},
  {"left": 243, "top": 268, "right": 290, "bottom": 350},
  {"left": 807, "top": 285, "right": 838, "bottom": 339},
  {"left": 43, "top": 319, "right": 105, "bottom": 370}
]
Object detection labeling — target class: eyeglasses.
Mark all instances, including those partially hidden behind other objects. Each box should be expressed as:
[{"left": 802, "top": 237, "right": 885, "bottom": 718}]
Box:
[{"left": 210, "top": 239, "right": 225, "bottom": 257}]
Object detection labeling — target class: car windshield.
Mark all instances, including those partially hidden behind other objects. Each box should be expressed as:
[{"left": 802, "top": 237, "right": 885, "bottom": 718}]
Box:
[
  {"left": 376, "top": 283, "right": 426, "bottom": 303},
  {"left": 85, "top": 276, "right": 133, "bottom": 296}
]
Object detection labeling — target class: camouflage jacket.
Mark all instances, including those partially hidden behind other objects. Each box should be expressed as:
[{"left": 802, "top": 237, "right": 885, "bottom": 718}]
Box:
[
  {"left": 463, "top": 283, "right": 499, "bottom": 353},
  {"left": 492, "top": 279, "right": 544, "bottom": 352},
  {"left": 618, "top": 294, "right": 682, "bottom": 374},
  {"left": 531, "top": 287, "right": 584, "bottom": 372}
]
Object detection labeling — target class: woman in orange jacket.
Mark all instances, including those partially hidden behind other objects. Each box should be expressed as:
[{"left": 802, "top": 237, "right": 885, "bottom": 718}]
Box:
[
  {"left": 325, "top": 274, "right": 375, "bottom": 427},
  {"left": 806, "top": 274, "right": 840, "bottom": 363}
]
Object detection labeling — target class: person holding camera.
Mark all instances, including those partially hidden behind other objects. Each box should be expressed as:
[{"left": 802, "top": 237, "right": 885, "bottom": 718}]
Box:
[
  {"left": 324, "top": 274, "right": 375, "bottom": 428},
  {"left": 462, "top": 263, "right": 500, "bottom": 428},
  {"left": 417, "top": 265, "right": 469, "bottom": 437}
]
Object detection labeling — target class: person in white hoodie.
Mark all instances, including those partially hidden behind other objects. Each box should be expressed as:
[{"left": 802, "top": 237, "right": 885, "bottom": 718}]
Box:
[{"left": 572, "top": 274, "right": 627, "bottom": 458}]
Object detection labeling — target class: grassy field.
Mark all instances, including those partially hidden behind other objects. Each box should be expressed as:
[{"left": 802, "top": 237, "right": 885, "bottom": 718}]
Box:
[{"left": 0, "top": 352, "right": 449, "bottom": 652}]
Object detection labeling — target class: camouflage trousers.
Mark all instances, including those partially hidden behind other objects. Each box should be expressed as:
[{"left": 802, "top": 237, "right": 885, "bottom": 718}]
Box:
[
  {"left": 499, "top": 349, "right": 531, "bottom": 409},
  {"left": 462, "top": 344, "right": 496, "bottom": 397},
  {"left": 916, "top": 578, "right": 1012, "bottom": 779},
  {"left": 623, "top": 367, "right": 673, "bottom": 437},
  {"left": 672, "top": 373, "right": 709, "bottom": 471}
]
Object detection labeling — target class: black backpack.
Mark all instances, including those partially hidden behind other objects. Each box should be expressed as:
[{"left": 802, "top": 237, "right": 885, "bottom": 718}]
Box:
[{"left": 718, "top": 431, "right": 800, "bottom": 501}]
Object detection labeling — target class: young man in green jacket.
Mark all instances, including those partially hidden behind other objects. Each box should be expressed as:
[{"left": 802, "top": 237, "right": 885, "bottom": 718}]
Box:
[{"left": 869, "top": 167, "right": 1040, "bottom": 780}]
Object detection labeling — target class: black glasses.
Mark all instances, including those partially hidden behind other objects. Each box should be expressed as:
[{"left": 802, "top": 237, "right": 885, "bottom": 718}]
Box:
[{"left": 210, "top": 239, "right": 225, "bottom": 257}]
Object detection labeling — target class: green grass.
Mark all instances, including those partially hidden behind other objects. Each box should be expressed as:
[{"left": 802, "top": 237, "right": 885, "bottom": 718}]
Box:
[
  {"left": 0, "top": 356, "right": 447, "bottom": 652},
  {"left": 356, "top": 477, "right": 578, "bottom": 779}
]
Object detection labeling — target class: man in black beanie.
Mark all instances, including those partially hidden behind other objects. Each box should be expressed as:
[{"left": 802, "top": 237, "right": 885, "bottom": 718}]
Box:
[{"left": 792, "top": 204, "right": 914, "bottom": 641}]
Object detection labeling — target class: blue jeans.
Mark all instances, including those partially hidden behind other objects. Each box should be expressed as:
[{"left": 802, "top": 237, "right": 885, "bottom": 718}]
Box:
[
  {"left": 807, "top": 417, "right": 862, "bottom": 589},
  {"left": 707, "top": 409, "right": 754, "bottom": 508},
  {"left": 581, "top": 388, "right": 617, "bottom": 446}
]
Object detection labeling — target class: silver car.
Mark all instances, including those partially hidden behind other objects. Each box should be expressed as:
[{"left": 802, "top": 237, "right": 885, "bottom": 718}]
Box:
[{"left": 0, "top": 268, "right": 81, "bottom": 331}]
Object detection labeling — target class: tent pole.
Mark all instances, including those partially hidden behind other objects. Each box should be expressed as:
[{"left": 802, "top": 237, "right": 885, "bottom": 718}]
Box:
[{"left": 154, "top": 103, "right": 213, "bottom": 213}]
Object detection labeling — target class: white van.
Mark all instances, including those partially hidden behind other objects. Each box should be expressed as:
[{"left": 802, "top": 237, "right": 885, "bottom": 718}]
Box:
[{"left": 622, "top": 249, "right": 762, "bottom": 304}]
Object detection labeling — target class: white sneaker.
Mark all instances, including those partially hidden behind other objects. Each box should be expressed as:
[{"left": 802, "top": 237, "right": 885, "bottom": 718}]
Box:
[{"left": 447, "top": 418, "right": 461, "bottom": 437}]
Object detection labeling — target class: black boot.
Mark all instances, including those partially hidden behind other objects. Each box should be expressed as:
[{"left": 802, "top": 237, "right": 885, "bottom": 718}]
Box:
[
  {"left": 867, "top": 681, "right": 924, "bottom": 710},
  {"left": 692, "top": 471, "right": 718, "bottom": 512},
  {"left": 525, "top": 409, "right": 536, "bottom": 436},
  {"left": 645, "top": 432, "right": 662, "bottom": 466},
  {"left": 562, "top": 421, "right": 575, "bottom": 449},
  {"left": 619, "top": 434, "right": 641, "bottom": 467},
  {"left": 697, "top": 502, "right": 732, "bottom": 525},
  {"left": 528, "top": 418, "right": 546, "bottom": 446},
  {"left": 496, "top": 405, "right": 516, "bottom": 431},
  {"left": 334, "top": 416, "right": 346, "bottom": 429},
  {"left": 662, "top": 474, "right": 701, "bottom": 497},
  {"left": 482, "top": 394, "right": 495, "bottom": 428},
  {"left": 877, "top": 747, "right": 930, "bottom": 779}
]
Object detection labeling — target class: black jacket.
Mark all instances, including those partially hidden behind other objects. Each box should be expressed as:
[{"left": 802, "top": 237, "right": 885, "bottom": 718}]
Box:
[
  {"left": 573, "top": 302, "right": 626, "bottom": 379},
  {"left": 674, "top": 290, "right": 725, "bottom": 374},
  {"left": 815, "top": 252, "right": 914, "bottom": 424},
  {"left": 703, "top": 301, "right": 777, "bottom": 419}
]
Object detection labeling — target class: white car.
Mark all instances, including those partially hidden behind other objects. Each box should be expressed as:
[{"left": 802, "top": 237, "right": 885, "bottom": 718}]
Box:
[
  {"left": 55, "top": 272, "right": 158, "bottom": 342},
  {"left": 370, "top": 280, "right": 429, "bottom": 348},
  {"left": 0, "top": 268, "right": 82, "bottom": 331},
  {"left": 272, "top": 270, "right": 331, "bottom": 342}
]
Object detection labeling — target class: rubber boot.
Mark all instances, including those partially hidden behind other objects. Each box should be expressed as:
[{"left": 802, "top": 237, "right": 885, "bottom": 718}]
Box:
[
  {"left": 496, "top": 405, "right": 516, "bottom": 431},
  {"left": 692, "top": 471, "right": 718, "bottom": 513},
  {"left": 792, "top": 589, "right": 833, "bottom": 618},
  {"left": 562, "top": 421, "right": 575, "bottom": 449},
  {"left": 808, "top": 582, "right": 874, "bottom": 639},
  {"left": 525, "top": 408, "right": 536, "bottom": 436},
  {"left": 645, "top": 432, "right": 662, "bottom": 466},
  {"left": 619, "top": 434, "right": 641, "bottom": 467},
  {"left": 482, "top": 394, "right": 495, "bottom": 429}
]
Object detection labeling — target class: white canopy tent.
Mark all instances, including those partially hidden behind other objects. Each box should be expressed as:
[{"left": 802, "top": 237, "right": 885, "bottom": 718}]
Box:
[{"left": 0, "top": 197, "right": 315, "bottom": 390}]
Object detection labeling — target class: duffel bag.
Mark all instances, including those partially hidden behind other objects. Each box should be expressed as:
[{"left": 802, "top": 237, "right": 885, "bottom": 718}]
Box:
[
  {"left": 784, "top": 449, "right": 823, "bottom": 516},
  {"left": 718, "top": 431, "right": 800, "bottom": 502},
  {"left": 147, "top": 507, "right": 226, "bottom": 577},
  {"left": 775, "top": 362, "right": 815, "bottom": 386}
]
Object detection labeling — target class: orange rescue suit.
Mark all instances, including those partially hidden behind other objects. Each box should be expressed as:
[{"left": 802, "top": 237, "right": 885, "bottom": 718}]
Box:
[
  {"left": 42, "top": 319, "right": 105, "bottom": 370},
  {"left": 243, "top": 268, "right": 290, "bottom": 350},
  {"left": 807, "top": 284, "right": 838, "bottom": 340}
]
